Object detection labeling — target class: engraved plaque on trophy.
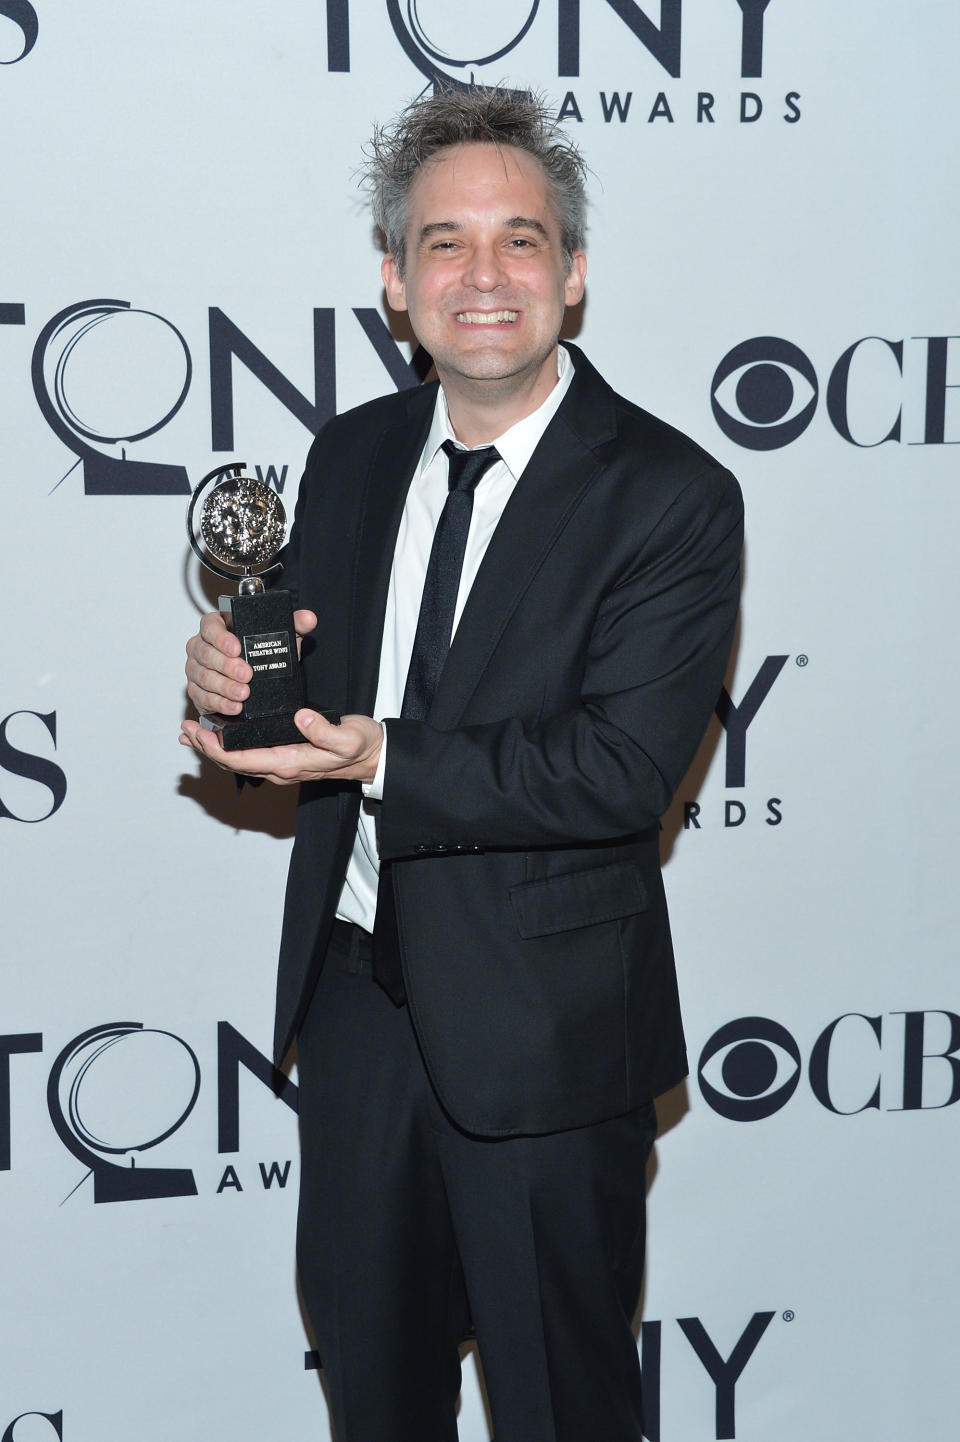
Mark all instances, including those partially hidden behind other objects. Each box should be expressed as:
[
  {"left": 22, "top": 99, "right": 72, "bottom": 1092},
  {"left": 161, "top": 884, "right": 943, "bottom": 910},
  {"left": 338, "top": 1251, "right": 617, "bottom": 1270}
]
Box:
[{"left": 186, "top": 462, "right": 339, "bottom": 750}]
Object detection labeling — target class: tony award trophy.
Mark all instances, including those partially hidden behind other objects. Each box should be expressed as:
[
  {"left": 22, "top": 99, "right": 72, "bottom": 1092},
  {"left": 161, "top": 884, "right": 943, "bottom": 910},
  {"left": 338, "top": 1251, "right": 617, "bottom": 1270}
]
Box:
[{"left": 187, "top": 462, "right": 338, "bottom": 750}]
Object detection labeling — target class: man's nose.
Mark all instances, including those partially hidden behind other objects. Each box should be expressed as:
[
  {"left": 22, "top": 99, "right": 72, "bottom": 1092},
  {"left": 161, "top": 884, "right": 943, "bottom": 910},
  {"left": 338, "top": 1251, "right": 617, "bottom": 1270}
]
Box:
[{"left": 462, "top": 243, "right": 508, "bottom": 291}]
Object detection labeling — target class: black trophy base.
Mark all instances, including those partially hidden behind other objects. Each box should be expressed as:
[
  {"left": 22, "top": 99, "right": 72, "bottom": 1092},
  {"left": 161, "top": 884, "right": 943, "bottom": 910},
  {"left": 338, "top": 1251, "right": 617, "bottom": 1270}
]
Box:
[
  {"left": 201, "top": 709, "right": 341, "bottom": 751},
  {"left": 206, "top": 587, "right": 340, "bottom": 750}
]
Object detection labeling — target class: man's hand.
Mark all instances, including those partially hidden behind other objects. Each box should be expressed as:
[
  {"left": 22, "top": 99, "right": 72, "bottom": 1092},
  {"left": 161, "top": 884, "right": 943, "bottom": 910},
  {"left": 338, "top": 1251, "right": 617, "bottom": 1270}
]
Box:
[
  {"left": 185, "top": 607, "right": 318, "bottom": 719},
  {"left": 181, "top": 607, "right": 383, "bottom": 784},
  {"left": 179, "top": 709, "right": 383, "bottom": 786}
]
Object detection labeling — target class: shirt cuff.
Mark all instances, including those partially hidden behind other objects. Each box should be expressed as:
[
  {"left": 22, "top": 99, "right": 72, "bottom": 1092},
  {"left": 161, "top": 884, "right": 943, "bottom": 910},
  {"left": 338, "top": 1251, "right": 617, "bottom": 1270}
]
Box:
[{"left": 361, "top": 721, "right": 387, "bottom": 800}]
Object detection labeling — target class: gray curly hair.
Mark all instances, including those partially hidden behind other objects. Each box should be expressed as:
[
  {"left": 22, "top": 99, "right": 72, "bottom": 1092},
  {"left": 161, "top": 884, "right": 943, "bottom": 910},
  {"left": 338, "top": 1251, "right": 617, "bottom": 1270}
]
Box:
[{"left": 364, "top": 87, "right": 588, "bottom": 277}]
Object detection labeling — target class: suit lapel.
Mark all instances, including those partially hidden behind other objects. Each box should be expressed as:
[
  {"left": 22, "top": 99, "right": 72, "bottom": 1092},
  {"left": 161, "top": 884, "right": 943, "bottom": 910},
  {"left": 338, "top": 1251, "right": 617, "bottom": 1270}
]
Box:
[
  {"left": 349, "top": 385, "right": 437, "bottom": 713},
  {"left": 428, "top": 349, "right": 618, "bottom": 728},
  {"left": 347, "top": 346, "right": 619, "bottom": 724}
]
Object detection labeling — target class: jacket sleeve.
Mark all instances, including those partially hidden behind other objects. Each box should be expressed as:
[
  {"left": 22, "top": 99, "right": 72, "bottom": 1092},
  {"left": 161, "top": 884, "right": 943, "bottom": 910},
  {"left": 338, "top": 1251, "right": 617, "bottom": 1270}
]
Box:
[{"left": 377, "top": 466, "right": 743, "bottom": 859}]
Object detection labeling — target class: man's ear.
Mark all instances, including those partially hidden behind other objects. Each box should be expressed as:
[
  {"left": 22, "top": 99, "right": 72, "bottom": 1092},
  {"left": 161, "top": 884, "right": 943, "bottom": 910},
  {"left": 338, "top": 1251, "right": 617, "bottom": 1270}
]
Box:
[
  {"left": 381, "top": 254, "right": 407, "bottom": 312},
  {"left": 564, "top": 250, "right": 587, "bottom": 307}
]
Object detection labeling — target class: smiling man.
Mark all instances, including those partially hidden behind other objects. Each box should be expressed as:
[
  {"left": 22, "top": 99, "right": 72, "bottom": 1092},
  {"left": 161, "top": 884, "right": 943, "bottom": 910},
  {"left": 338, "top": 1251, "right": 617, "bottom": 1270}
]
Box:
[
  {"left": 381, "top": 140, "right": 586, "bottom": 435},
  {"left": 181, "top": 87, "right": 743, "bottom": 1442}
]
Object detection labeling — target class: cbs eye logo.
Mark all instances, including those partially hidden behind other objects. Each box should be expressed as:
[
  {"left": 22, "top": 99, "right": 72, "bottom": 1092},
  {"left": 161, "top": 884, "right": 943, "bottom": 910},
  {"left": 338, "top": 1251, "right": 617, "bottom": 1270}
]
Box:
[
  {"left": 711, "top": 337, "right": 818, "bottom": 450},
  {"left": 698, "top": 1016, "right": 802, "bottom": 1120}
]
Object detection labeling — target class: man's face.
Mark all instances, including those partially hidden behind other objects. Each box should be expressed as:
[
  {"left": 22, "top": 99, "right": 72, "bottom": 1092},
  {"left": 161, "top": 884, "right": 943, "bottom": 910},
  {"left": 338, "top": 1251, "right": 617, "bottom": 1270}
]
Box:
[{"left": 381, "top": 143, "right": 586, "bottom": 399}]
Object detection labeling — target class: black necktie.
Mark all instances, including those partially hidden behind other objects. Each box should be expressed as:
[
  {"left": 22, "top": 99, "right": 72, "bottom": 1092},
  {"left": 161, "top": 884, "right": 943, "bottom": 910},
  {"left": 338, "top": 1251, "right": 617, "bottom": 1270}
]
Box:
[
  {"left": 400, "top": 441, "right": 501, "bottom": 719},
  {"left": 372, "top": 440, "right": 502, "bottom": 1004}
]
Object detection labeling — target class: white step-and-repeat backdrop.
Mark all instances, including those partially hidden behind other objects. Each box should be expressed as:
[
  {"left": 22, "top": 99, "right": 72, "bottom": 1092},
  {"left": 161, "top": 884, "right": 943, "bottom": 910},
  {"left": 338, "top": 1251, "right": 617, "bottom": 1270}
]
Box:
[{"left": 3, "top": 3, "right": 955, "bottom": 1439}]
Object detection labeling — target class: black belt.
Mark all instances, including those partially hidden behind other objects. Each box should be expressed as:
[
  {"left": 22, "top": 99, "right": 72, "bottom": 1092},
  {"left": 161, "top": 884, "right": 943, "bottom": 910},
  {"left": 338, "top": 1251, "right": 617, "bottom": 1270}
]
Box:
[
  {"left": 332, "top": 917, "right": 407, "bottom": 1005},
  {"left": 329, "top": 919, "right": 375, "bottom": 975}
]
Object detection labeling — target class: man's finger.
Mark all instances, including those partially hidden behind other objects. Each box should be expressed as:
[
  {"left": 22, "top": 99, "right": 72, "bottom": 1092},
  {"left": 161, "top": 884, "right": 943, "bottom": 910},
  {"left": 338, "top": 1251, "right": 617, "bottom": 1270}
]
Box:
[
  {"left": 190, "top": 638, "right": 252, "bottom": 687},
  {"left": 293, "top": 710, "right": 351, "bottom": 752},
  {"left": 294, "top": 712, "right": 383, "bottom": 776},
  {"left": 293, "top": 608, "right": 319, "bottom": 637},
  {"left": 199, "top": 610, "right": 242, "bottom": 657},
  {"left": 188, "top": 682, "right": 244, "bottom": 716}
]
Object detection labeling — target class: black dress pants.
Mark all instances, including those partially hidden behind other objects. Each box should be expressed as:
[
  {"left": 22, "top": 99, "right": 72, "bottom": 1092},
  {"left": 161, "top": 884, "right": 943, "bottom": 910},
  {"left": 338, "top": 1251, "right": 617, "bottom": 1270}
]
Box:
[{"left": 296, "top": 925, "right": 657, "bottom": 1442}]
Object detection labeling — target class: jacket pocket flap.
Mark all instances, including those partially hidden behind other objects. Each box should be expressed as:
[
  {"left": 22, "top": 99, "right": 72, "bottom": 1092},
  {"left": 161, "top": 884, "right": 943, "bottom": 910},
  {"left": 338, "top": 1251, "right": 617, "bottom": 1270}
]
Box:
[{"left": 509, "top": 861, "right": 649, "bottom": 939}]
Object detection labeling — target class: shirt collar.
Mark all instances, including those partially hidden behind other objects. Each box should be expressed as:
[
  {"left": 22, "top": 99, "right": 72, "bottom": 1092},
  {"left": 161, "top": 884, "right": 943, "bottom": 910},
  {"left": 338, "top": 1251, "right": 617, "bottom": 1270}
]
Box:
[{"left": 421, "top": 344, "right": 574, "bottom": 481}]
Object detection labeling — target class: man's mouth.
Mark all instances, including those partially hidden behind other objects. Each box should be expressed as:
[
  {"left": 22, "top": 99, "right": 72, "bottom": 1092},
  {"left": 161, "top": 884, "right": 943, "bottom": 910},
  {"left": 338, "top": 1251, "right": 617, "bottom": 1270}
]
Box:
[{"left": 455, "top": 310, "right": 519, "bottom": 325}]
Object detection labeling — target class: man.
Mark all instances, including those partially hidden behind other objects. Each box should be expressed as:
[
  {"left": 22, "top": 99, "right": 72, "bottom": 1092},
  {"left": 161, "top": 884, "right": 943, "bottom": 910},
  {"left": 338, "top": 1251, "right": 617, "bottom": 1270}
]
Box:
[{"left": 182, "top": 87, "right": 742, "bottom": 1442}]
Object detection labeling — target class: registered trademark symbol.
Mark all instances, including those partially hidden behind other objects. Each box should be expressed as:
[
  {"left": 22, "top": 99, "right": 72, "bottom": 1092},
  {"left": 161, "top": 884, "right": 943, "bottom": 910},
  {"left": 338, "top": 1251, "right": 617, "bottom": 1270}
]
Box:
[
  {"left": 795, "top": 654, "right": 808, "bottom": 667},
  {"left": 782, "top": 1309, "right": 795, "bottom": 1322}
]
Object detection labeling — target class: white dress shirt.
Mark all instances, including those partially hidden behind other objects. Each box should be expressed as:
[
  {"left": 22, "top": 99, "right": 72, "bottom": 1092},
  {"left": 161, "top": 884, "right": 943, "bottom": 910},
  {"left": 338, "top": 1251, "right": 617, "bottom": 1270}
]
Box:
[{"left": 336, "top": 345, "right": 575, "bottom": 932}]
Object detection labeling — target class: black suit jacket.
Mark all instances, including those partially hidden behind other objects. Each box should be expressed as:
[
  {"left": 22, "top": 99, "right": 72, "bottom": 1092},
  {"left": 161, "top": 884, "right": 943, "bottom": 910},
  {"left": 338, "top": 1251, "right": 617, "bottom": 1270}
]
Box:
[{"left": 273, "top": 343, "right": 743, "bottom": 1136}]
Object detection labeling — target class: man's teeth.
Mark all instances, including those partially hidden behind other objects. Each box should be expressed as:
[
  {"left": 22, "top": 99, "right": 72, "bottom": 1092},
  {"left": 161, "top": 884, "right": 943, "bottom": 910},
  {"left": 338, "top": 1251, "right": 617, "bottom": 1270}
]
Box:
[{"left": 456, "top": 310, "right": 519, "bottom": 324}]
